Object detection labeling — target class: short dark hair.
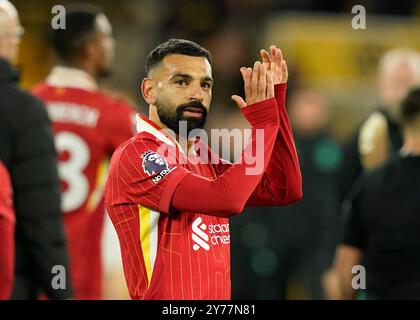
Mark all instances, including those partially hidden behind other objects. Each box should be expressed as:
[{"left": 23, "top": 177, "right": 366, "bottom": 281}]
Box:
[
  {"left": 145, "top": 39, "right": 212, "bottom": 76},
  {"left": 50, "top": 4, "right": 103, "bottom": 61},
  {"left": 401, "top": 87, "right": 420, "bottom": 126}
]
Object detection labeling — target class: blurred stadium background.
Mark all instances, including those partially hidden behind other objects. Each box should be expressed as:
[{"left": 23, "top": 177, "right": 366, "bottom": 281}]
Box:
[{"left": 11, "top": 0, "right": 420, "bottom": 299}]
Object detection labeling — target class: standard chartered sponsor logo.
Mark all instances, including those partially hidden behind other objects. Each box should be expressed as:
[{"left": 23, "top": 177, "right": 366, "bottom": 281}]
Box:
[
  {"left": 192, "top": 217, "right": 210, "bottom": 251},
  {"left": 192, "top": 217, "right": 230, "bottom": 251}
]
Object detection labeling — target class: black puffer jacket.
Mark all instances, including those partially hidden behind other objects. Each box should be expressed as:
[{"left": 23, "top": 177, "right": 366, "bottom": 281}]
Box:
[{"left": 0, "top": 58, "right": 73, "bottom": 299}]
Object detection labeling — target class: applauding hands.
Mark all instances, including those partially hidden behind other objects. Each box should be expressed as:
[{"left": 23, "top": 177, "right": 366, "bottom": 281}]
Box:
[
  {"left": 232, "top": 45, "right": 288, "bottom": 109},
  {"left": 260, "top": 45, "right": 288, "bottom": 85}
]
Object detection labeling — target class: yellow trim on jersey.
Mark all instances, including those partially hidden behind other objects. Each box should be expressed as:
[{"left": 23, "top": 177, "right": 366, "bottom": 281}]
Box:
[
  {"left": 139, "top": 205, "right": 152, "bottom": 286},
  {"left": 86, "top": 157, "right": 109, "bottom": 213},
  {"left": 138, "top": 205, "right": 159, "bottom": 288}
]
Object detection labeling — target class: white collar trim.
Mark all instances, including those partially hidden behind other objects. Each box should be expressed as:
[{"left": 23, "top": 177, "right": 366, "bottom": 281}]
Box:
[
  {"left": 136, "top": 114, "right": 177, "bottom": 148},
  {"left": 136, "top": 115, "right": 198, "bottom": 156},
  {"left": 46, "top": 66, "right": 98, "bottom": 91}
]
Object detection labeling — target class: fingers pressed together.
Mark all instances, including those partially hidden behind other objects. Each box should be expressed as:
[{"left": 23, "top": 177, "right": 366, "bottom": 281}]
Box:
[{"left": 232, "top": 45, "right": 287, "bottom": 109}]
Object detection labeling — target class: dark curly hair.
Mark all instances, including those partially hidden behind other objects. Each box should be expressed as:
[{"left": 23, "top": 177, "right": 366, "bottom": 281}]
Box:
[{"left": 145, "top": 39, "right": 212, "bottom": 76}]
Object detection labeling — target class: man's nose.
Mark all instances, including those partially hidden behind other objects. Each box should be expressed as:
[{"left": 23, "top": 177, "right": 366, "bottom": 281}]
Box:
[{"left": 189, "top": 83, "right": 204, "bottom": 101}]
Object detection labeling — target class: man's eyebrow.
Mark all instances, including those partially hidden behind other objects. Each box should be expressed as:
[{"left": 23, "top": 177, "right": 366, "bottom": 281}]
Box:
[
  {"left": 169, "top": 73, "right": 193, "bottom": 81},
  {"left": 169, "top": 73, "right": 213, "bottom": 82}
]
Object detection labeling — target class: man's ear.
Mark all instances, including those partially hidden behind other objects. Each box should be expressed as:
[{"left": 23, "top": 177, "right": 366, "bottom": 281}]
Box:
[
  {"left": 83, "top": 42, "right": 97, "bottom": 61},
  {"left": 141, "top": 78, "right": 156, "bottom": 105}
]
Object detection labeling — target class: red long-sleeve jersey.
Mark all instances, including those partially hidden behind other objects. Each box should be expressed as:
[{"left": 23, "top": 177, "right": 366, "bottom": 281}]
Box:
[
  {"left": 105, "top": 84, "right": 302, "bottom": 299},
  {"left": 0, "top": 161, "right": 14, "bottom": 300}
]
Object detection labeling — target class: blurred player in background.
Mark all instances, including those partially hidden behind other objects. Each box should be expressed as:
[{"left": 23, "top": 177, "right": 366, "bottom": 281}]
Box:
[
  {"left": 339, "top": 48, "right": 420, "bottom": 202},
  {"left": 0, "top": 0, "right": 73, "bottom": 300},
  {"left": 32, "top": 5, "right": 136, "bottom": 299},
  {"left": 105, "top": 40, "right": 302, "bottom": 300},
  {"left": 324, "top": 86, "right": 420, "bottom": 299},
  {"left": 0, "top": 161, "right": 14, "bottom": 299}
]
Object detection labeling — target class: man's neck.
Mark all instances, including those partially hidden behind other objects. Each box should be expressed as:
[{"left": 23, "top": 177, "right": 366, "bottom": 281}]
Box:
[
  {"left": 0, "top": 55, "right": 11, "bottom": 64},
  {"left": 401, "top": 136, "right": 420, "bottom": 156},
  {"left": 0, "top": 56, "right": 19, "bottom": 83},
  {"left": 148, "top": 106, "right": 166, "bottom": 131}
]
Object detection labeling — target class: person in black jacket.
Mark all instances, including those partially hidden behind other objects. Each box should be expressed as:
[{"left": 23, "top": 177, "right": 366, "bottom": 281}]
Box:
[
  {"left": 0, "top": 0, "right": 73, "bottom": 299},
  {"left": 338, "top": 48, "right": 420, "bottom": 203},
  {"left": 324, "top": 87, "right": 420, "bottom": 300}
]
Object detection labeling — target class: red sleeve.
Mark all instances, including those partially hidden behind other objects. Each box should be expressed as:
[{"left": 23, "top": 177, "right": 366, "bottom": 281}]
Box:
[
  {"left": 106, "top": 137, "right": 190, "bottom": 215},
  {"left": 213, "top": 84, "right": 302, "bottom": 207},
  {"left": 245, "top": 83, "right": 302, "bottom": 206},
  {"left": 104, "top": 99, "right": 137, "bottom": 153},
  {"left": 171, "top": 98, "right": 280, "bottom": 217},
  {"left": 0, "top": 217, "right": 14, "bottom": 300},
  {"left": 0, "top": 163, "right": 14, "bottom": 299},
  {"left": 0, "top": 163, "right": 14, "bottom": 223}
]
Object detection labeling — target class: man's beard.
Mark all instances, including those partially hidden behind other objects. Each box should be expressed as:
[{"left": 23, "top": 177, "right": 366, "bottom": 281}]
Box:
[
  {"left": 156, "top": 99, "right": 208, "bottom": 136},
  {"left": 97, "top": 67, "right": 113, "bottom": 79}
]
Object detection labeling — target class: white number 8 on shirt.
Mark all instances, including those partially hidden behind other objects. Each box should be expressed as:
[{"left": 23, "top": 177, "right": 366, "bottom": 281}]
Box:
[{"left": 55, "top": 131, "right": 90, "bottom": 213}]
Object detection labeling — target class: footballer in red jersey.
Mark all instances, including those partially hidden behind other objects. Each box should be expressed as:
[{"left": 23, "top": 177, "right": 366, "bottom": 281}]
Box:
[
  {"left": 0, "top": 161, "right": 14, "bottom": 300},
  {"left": 32, "top": 6, "right": 136, "bottom": 299},
  {"left": 105, "top": 39, "right": 302, "bottom": 300}
]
